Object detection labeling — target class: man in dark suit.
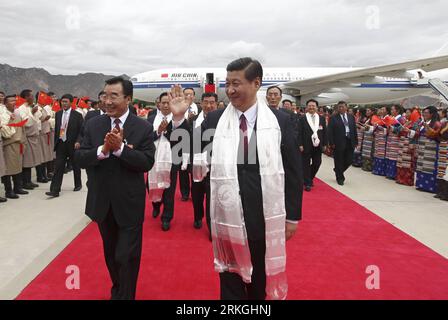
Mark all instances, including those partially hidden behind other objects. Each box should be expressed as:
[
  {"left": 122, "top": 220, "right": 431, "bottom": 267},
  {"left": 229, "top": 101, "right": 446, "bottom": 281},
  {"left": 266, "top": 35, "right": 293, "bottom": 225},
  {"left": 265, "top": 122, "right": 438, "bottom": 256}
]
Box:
[
  {"left": 46, "top": 94, "right": 83, "bottom": 197},
  {"left": 298, "top": 99, "right": 327, "bottom": 191},
  {"left": 185, "top": 58, "right": 302, "bottom": 300},
  {"left": 189, "top": 92, "right": 218, "bottom": 237},
  {"left": 84, "top": 91, "right": 106, "bottom": 124},
  {"left": 147, "top": 92, "right": 191, "bottom": 231},
  {"left": 266, "top": 86, "right": 299, "bottom": 136},
  {"left": 75, "top": 77, "right": 155, "bottom": 300},
  {"left": 81, "top": 91, "right": 106, "bottom": 188},
  {"left": 327, "top": 101, "right": 358, "bottom": 185}
]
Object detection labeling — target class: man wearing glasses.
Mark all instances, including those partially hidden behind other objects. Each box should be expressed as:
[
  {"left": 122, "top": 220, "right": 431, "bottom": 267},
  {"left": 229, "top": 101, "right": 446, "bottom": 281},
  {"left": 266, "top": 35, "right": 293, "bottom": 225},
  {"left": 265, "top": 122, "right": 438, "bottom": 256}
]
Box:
[{"left": 76, "top": 77, "right": 155, "bottom": 300}]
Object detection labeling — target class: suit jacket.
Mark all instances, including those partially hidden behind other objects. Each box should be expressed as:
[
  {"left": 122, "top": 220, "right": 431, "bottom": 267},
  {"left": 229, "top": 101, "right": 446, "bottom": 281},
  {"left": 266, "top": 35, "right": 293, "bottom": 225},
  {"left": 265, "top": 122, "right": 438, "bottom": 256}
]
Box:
[
  {"left": 276, "top": 108, "right": 299, "bottom": 138},
  {"left": 84, "top": 110, "right": 102, "bottom": 123},
  {"left": 298, "top": 114, "right": 328, "bottom": 153},
  {"left": 327, "top": 113, "right": 358, "bottom": 150},
  {"left": 129, "top": 105, "right": 137, "bottom": 115},
  {"left": 80, "top": 110, "right": 102, "bottom": 141},
  {"left": 54, "top": 109, "right": 84, "bottom": 151},
  {"left": 200, "top": 108, "right": 303, "bottom": 240},
  {"left": 75, "top": 113, "right": 155, "bottom": 227},
  {"left": 147, "top": 114, "right": 191, "bottom": 167}
]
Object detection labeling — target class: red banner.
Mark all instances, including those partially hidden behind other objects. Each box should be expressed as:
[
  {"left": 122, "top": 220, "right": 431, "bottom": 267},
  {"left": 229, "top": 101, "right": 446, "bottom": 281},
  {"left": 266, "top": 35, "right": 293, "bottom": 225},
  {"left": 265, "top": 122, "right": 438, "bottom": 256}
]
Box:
[
  {"left": 7, "top": 119, "right": 29, "bottom": 127},
  {"left": 37, "top": 91, "right": 53, "bottom": 106},
  {"left": 15, "top": 96, "right": 27, "bottom": 108},
  {"left": 370, "top": 115, "right": 384, "bottom": 126}
]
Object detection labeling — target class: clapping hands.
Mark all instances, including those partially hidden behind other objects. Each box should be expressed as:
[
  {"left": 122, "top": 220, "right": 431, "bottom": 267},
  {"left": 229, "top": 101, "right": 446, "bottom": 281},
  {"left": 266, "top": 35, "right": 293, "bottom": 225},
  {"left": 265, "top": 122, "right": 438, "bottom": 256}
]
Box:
[{"left": 102, "top": 128, "right": 124, "bottom": 154}]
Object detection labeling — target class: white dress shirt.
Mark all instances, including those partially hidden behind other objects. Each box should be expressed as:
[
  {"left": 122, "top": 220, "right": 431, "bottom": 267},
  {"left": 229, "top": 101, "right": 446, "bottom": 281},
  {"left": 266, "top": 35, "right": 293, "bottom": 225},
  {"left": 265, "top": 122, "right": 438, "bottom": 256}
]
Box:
[{"left": 235, "top": 102, "right": 258, "bottom": 141}]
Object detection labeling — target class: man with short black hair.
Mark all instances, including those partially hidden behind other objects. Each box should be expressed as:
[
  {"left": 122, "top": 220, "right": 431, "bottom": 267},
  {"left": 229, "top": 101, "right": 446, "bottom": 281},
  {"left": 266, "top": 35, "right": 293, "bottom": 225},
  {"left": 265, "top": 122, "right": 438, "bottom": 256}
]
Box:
[
  {"left": 190, "top": 92, "right": 218, "bottom": 236},
  {"left": 298, "top": 99, "right": 327, "bottom": 191},
  {"left": 16, "top": 89, "right": 44, "bottom": 190},
  {"left": 179, "top": 87, "right": 200, "bottom": 201},
  {"left": 1, "top": 95, "right": 28, "bottom": 199},
  {"left": 147, "top": 91, "right": 191, "bottom": 231},
  {"left": 266, "top": 86, "right": 282, "bottom": 110},
  {"left": 185, "top": 57, "right": 302, "bottom": 300},
  {"left": 76, "top": 76, "right": 155, "bottom": 300},
  {"left": 328, "top": 101, "right": 358, "bottom": 185},
  {"left": 282, "top": 99, "right": 293, "bottom": 112},
  {"left": 46, "top": 94, "right": 83, "bottom": 197}
]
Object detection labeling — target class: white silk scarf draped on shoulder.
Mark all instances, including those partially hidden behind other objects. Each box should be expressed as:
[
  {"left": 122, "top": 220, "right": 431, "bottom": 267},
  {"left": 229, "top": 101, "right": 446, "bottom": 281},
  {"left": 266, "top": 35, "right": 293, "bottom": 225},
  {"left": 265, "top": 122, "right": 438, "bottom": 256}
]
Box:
[
  {"left": 210, "top": 99, "right": 288, "bottom": 300},
  {"left": 147, "top": 113, "right": 173, "bottom": 202}
]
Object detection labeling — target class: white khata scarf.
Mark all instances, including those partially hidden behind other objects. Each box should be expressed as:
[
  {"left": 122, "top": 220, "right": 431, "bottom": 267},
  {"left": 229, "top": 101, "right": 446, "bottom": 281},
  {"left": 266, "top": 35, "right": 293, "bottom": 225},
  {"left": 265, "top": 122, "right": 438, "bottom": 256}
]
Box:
[
  {"left": 191, "top": 111, "right": 210, "bottom": 182},
  {"left": 210, "top": 99, "right": 288, "bottom": 300},
  {"left": 306, "top": 113, "right": 320, "bottom": 147},
  {"left": 147, "top": 112, "right": 173, "bottom": 202}
]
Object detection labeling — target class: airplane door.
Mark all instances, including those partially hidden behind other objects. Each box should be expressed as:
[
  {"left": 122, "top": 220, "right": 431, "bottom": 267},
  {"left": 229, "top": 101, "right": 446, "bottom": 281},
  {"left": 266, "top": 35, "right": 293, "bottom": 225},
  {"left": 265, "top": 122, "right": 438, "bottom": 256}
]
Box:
[{"left": 205, "top": 73, "right": 216, "bottom": 93}]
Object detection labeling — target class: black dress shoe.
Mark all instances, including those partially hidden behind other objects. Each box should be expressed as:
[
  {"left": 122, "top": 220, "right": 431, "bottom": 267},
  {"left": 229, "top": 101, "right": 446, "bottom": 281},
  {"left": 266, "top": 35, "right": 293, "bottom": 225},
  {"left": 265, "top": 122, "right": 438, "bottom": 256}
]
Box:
[
  {"left": 0, "top": 197, "right": 7, "bottom": 203},
  {"left": 14, "top": 189, "right": 29, "bottom": 195},
  {"left": 45, "top": 191, "right": 60, "bottom": 198},
  {"left": 305, "top": 186, "right": 312, "bottom": 192},
  {"left": 152, "top": 209, "right": 160, "bottom": 218},
  {"left": 73, "top": 186, "right": 82, "bottom": 192},
  {"left": 5, "top": 192, "right": 19, "bottom": 199},
  {"left": 23, "top": 183, "right": 35, "bottom": 190},
  {"left": 162, "top": 221, "right": 170, "bottom": 231},
  {"left": 181, "top": 196, "right": 189, "bottom": 202},
  {"left": 337, "top": 180, "right": 344, "bottom": 186},
  {"left": 193, "top": 220, "right": 202, "bottom": 229},
  {"left": 434, "top": 194, "right": 441, "bottom": 199},
  {"left": 30, "top": 182, "right": 39, "bottom": 188},
  {"left": 37, "top": 178, "right": 48, "bottom": 183}
]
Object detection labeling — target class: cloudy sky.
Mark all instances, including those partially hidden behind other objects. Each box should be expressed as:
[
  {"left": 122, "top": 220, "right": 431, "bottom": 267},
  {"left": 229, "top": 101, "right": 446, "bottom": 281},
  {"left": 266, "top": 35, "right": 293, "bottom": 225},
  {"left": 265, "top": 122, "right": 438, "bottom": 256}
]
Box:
[{"left": 1, "top": 0, "right": 448, "bottom": 76}]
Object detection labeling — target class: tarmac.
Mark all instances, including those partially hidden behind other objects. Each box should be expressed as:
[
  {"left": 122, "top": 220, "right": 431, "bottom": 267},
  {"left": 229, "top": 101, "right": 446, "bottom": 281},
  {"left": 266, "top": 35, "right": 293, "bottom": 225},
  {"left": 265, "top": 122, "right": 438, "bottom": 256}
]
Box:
[{"left": 0, "top": 157, "right": 447, "bottom": 300}]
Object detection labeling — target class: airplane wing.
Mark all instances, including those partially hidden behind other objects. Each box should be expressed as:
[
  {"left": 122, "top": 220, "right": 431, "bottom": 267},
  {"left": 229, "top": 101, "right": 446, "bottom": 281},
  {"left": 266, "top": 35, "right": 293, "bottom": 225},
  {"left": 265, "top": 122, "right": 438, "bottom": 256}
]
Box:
[{"left": 280, "top": 55, "right": 448, "bottom": 96}]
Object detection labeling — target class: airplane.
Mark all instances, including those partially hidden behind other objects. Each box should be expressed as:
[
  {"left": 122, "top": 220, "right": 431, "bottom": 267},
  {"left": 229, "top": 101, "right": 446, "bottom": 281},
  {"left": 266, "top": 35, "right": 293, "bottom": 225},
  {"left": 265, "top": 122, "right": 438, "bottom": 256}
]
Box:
[{"left": 131, "top": 55, "right": 448, "bottom": 106}]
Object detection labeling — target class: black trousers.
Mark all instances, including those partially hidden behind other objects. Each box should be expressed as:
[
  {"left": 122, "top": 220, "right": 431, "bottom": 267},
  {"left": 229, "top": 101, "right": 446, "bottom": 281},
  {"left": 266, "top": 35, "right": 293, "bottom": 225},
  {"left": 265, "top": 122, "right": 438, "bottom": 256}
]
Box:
[
  {"left": 50, "top": 141, "right": 81, "bottom": 192},
  {"left": 36, "top": 163, "right": 47, "bottom": 180},
  {"left": 22, "top": 167, "right": 33, "bottom": 184},
  {"left": 219, "top": 239, "right": 266, "bottom": 300},
  {"left": 179, "top": 168, "right": 190, "bottom": 198},
  {"left": 191, "top": 175, "right": 211, "bottom": 232},
  {"left": 1, "top": 174, "right": 22, "bottom": 192},
  {"left": 152, "top": 165, "right": 179, "bottom": 222},
  {"left": 302, "top": 147, "right": 322, "bottom": 187},
  {"left": 333, "top": 138, "right": 354, "bottom": 181},
  {"left": 98, "top": 209, "right": 143, "bottom": 300},
  {"left": 47, "top": 160, "right": 55, "bottom": 174}
]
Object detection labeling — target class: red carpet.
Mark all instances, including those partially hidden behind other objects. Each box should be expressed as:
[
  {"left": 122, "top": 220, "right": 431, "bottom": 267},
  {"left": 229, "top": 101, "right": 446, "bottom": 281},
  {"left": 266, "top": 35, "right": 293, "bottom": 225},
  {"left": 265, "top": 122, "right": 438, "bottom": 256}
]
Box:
[{"left": 17, "top": 179, "right": 448, "bottom": 300}]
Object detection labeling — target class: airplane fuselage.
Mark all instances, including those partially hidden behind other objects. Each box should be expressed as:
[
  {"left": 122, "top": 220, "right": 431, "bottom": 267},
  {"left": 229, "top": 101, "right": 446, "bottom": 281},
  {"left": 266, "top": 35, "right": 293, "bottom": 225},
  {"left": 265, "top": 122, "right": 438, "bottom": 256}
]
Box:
[{"left": 131, "top": 68, "right": 446, "bottom": 106}]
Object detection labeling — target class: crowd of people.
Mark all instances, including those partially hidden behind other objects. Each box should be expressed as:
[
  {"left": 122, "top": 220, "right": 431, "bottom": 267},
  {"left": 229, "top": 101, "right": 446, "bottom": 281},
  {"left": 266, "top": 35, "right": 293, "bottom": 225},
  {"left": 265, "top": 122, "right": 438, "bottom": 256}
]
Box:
[{"left": 1, "top": 56, "right": 447, "bottom": 301}]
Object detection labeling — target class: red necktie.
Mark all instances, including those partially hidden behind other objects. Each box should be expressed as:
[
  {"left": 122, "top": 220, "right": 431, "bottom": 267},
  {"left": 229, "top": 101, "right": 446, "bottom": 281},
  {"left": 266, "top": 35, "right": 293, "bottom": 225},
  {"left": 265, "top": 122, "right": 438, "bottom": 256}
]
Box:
[
  {"left": 240, "top": 114, "right": 248, "bottom": 163},
  {"left": 114, "top": 119, "right": 121, "bottom": 131}
]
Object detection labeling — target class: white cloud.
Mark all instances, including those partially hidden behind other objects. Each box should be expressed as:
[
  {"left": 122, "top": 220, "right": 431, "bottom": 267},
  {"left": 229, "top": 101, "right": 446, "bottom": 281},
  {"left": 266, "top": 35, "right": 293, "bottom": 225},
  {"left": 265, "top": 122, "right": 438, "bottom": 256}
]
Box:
[{"left": 0, "top": 0, "right": 447, "bottom": 76}]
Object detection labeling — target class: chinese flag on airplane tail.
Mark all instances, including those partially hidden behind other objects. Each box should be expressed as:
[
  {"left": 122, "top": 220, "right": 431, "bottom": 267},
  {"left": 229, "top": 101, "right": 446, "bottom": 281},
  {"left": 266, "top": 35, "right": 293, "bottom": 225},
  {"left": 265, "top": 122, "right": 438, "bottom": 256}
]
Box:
[
  {"left": 383, "top": 115, "right": 400, "bottom": 127},
  {"left": 52, "top": 101, "right": 61, "bottom": 112},
  {"left": 410, "top": 109, "right": 422, "bottom": 123},
  {"left": 37, "top": 91, "right": 53, "bottom": 106},
  {"left": 370, "top": 115, "right": 385, "bottom": 126},
  {"left": 15, "top": 96, "right": 27, "bottom": 108},
  {"left": 161, "top": 73, "right": 169, "bottom": 78}
]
